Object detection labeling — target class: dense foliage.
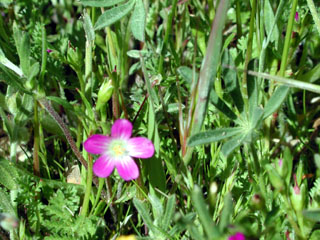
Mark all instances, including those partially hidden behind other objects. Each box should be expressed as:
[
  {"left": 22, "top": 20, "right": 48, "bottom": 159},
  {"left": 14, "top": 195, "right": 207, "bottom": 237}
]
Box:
[{"left": 0, "top": 0, "right": 320, "bottom": 239}]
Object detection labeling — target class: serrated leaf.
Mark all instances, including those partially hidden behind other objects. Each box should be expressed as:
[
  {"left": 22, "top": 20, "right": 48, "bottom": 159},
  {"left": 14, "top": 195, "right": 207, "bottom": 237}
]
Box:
[
  {"left": 130, "top": 0, "right": 146, "bottom": 41},
  {"left": 80, "top": 0, "right": 125, "bottom": 7},
  {"left": 94, "top": 0, "right": 135, "bottom": 30},
  {"left": 188, "top": 127, "right": 243, "bottom": 147}
]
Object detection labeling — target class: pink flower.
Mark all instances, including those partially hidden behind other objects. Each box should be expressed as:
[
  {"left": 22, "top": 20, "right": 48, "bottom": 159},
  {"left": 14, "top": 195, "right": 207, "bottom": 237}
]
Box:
[
  {"left": 46, "top": 49, "right": 53, "bottom": 53},
  {"left": 83, "top": 119, "right": 154, "bottom": 181},
  {"left": 228, "top": 232, "right": 245, "bottom": 240}
]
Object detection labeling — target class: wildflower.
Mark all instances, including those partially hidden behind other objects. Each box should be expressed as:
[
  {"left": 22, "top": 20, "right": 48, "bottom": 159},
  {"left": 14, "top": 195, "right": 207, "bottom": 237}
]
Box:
[
  {"left": 46, "top": 49, "right": 53, "bottom": 53},
  {"left": 228, "top": 232, "right": 245, "bottom": 240},
  {"left": 83, "top": 119, "right": 154, "bottom": 181}
]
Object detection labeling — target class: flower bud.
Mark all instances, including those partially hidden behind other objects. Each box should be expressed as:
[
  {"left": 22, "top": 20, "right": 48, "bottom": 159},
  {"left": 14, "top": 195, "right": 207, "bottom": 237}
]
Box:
[
  {"left": 251, "top": 193, "right": 265, "bottom": 210},
  {"left": 209, "top": 182, "right": 218, "bottom": 206},
  {"left": 290, "top": 182, "right": 306, "bottom": 212},
  {"left": 96, "top": 79, "right": 114, "bottom": 110},
  {"left": 276, "top": 158, "right": 288, "bottom": 178}
]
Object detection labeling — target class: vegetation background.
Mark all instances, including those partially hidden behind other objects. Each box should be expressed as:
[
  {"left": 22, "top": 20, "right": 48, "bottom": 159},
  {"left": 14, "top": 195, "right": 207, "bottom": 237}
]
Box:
[{"left": 0, "top": 0, "right": 320, "bottom": 239}]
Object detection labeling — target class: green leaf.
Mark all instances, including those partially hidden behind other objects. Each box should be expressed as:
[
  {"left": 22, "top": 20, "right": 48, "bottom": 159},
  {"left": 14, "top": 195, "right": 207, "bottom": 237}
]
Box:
[
  {"left": 264, "top": 0, "right": 280, "bottom": 44},
  {"left": 303, "top": 209, "right": 320, "bottom": 222},
  {"left": 191, "top": 185, "right": 220, "bottom": 239},
  {"left": 249, "top": 106, "right": 264, "bottom": 129},
  {"left": 299, "top": 63, "right": 320, "bottom": 83},
  {"left": 162, "top": 194, "right": 175, "bottom": 230},
  {"left": 83, "top": 11, "right": 95, "bottom": 42},
  {"left": 263, "top": 85, "right": 289, "bottom": 119},
  {"left": 80, "top": 0, "right": 126, "bottom": 7},
  {"left": 221, "top": 133, "right": 247, "bottom": 157},
  {"left": 133, "top": 198, "right": 156, "bottom": 233},
  {"left": 130, "top": 0, "right": 146, "bottom": 42},
  {"left": 219, "top": 193, "right": 233, "bottom": 231},
  {"left": 13, "top": 22, "right": 30, "bottom": 76},
  {"left": 0, "top": 48, "right": 23, "bottom": 77},
  {"left": 46, "top": 96, "right": 75, "bottom": 111},
  {"left": 188, "top": 127, "right": 243, "bottom": 147},
  {"left": 310, "top": 230, "right": 320, "bottom": 240},
  {"left": 27, "top": 62, "right": 40, "bottom": 82},
  {"left": 222, "top": 50, "right": 244, "bottom": 113},
  {"left": 210, "top": 89, "right": 237, "bottom": 120},
  {"left": 149, "top": 193, "right": 163, "bottom": 220},
  {"left": 177, "top": 66, "right": 198, "bottom": 85},
  {"left": 94, "top": 0, "right": 135, "bottom": 30},
  {"left": 0, "top": 158, "right": 19, "bottom": 190},
  {"left": 191, "top": 0, "right": 230, "bottom": 135},
  {"left": 0, "top": 189, "right": 15, "bottom": 216}
]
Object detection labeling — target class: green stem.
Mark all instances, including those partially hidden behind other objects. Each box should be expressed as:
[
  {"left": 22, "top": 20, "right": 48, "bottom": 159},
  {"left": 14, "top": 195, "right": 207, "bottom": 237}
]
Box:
[
  {"left": 158, "top": 0, "right": 178, "bottom": 75},
  {"left": 81, "top": 155, "right": 93, "bottom": 216},
  {"left": 242, "top": 0, "right": 257, "bottom": 113},
  {"left": 236, "top": 0, "right": 242, "bottom": 37},
  {"left": 90, "top": 176, "right": 104, "bottom": 216},
  {"left": 85, "top": 40, "right": 93, "bottom": 99},
  {"left": 33, "top": 100, "right": 40, "bottom": 177},
  {"left": 39, "top": 24, "right": 47, "bottom": 90},
  {"left": 307, "top": 0, "right": 320, "bottom": 36},
  {"left": 279, "top": 0, "right": 298, "bottom": 77}
]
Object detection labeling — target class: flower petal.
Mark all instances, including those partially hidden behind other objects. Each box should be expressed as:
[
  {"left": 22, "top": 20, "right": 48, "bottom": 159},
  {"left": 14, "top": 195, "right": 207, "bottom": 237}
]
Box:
[
  {"left": 111, "top": 119, "right": 132, "bottom": 139},
  {"left": 127, "top": 137, "right": 154, "bottom": 158},
  {"left": 115, "top": 156, "right": 139, "bottom": 181},
  {"left": 93, "top": 155, "right": 115, "bottom": 178},
  {"left": 83, "top": 134, "right": 111, "bottom": 154}
]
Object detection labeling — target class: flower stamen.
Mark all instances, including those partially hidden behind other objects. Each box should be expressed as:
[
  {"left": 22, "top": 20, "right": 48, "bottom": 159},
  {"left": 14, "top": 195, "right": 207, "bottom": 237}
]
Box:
[{"left": 112, "top": 144, "right": 125, "bottom": 156}]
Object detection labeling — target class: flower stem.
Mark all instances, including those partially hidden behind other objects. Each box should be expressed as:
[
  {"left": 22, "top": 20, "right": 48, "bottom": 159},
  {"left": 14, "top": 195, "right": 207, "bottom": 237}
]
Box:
[
  {"left": 158, "top": 0, "right": 178, "bottom": 76},
  {"left": 90, "top": 177, "right": 104, "bottom": 216},
  {"left": 33, "top": 99, "right": 40, "bottom": 177},
  {"left": 81, "top": 154, "right": 93, "bottom": 216},
  {"left": 279, "top": 0, "right": 298, "bottom": 77}
]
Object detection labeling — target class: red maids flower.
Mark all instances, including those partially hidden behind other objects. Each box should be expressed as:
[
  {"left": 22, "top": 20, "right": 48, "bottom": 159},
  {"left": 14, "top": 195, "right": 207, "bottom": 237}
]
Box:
[
  {"left": 83, "top": 119, "right": 154, "bottom": 181},
  {"left": 228, "top": 232, "right": 245, "bottom": 240}
]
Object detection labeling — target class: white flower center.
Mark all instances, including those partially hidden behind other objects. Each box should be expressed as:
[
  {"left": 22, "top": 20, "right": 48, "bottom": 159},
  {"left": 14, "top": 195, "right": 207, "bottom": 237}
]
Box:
[{"left": 109, "top": 140, "right": 127, "bottom": 158}]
